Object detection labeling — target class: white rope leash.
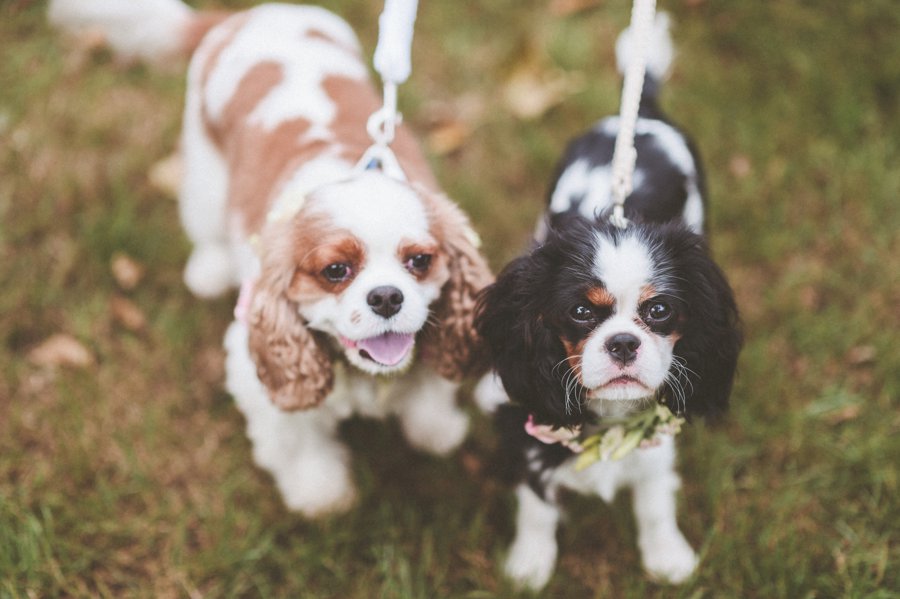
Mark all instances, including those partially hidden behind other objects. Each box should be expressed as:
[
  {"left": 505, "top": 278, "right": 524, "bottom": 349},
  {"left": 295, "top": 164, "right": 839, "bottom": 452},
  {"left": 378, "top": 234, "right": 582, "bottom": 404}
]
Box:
[
  {"left": 356, "top": 0, "right": 419, "bottom": 181},
  {"left": 374, "top": 0, "right": 418, "bottom": 86},
  {"left": 609, "top": 0, "right": 657, "bottom": 229}
]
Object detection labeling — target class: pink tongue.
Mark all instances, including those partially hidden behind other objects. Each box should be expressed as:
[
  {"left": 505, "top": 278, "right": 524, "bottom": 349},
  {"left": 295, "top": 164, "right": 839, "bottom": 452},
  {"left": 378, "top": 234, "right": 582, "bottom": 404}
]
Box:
[{"left": 356, "top": 332, "right": 415, "bottom": 366}]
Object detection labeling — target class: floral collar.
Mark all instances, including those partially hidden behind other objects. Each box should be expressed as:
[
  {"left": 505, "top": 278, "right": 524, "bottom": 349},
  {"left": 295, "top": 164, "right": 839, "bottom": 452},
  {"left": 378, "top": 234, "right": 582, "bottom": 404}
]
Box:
[{"left": 524, "top": 403, "right": 685, "bottom": 469}]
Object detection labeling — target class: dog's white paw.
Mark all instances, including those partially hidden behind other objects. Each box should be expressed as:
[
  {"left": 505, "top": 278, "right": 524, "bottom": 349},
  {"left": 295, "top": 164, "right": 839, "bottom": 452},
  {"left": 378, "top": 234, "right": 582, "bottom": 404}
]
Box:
[
  {"left": 504, "top": 538, "right": 557, "bottom": 591},
  {"left": 184, "top": 244, "right": 234, "bottom": 298},
  {"left": 640, "top": 529, "right": 698, "bottom": 584},
  {"left": 275, "top": 455, "right": 357, "bottom": 518}
]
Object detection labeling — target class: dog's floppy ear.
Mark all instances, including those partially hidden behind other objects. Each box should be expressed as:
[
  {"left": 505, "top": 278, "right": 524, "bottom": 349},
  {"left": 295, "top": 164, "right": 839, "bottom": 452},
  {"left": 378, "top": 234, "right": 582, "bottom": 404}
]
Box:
[
  {"left": 475, "top": 243, "right": 588, "bottom": 428},
  {"left": 666, "top": 232, "right": 742, "bottom": 419},
  {"left": 247, "top": 220, "right": 334, "bottom": 410},
  {"left": 417, "top": 190, "right": 494, "bottom": 380}
]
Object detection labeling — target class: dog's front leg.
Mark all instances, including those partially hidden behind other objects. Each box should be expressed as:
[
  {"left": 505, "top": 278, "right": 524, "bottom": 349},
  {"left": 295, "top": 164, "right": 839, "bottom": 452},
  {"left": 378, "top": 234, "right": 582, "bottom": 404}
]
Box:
[
  {"left": 226, "top": 322, "right": 356, "bottom": 517},
  {"left": 504, "top": 483, "right": 561, "bottom": 591},
  {"left": 240, "top": 393, "right": 357, "bottom": 518},
  {"left": 630, "top": 443, "right": 698, "bottom": 583},
  {"left": 245, "top": 407, "right": 356, "bottom": 518},
  {"left": 392, "top": 369, "right": 468, "bottom": 455}
]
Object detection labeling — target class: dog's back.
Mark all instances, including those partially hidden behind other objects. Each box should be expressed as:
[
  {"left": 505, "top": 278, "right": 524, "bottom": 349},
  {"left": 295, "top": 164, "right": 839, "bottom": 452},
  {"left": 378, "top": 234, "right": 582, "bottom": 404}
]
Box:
[
  {"left": 49, "top": 2, "right": 438, "bottom": 237},
  {"left": 544, "top": 13, "right": 706, "bottom": 235}
]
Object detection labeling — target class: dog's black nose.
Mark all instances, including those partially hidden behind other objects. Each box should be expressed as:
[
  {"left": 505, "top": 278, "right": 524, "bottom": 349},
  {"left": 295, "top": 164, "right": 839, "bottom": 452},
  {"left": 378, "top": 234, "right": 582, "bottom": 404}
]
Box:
[
  {"left": 605, "top": 333, "right": 641, "bottom": 365},
  {"left": 367, "top": 286, "right": 404, "bottom": 318}
]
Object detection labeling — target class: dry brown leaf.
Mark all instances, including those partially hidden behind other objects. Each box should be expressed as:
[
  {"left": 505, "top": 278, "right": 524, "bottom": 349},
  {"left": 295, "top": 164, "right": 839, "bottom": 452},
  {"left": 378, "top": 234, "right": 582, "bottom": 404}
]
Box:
[
  {"left": 550, "top": 0, "right": 604, "bottom": 17},
  {"left": 824, "top": 404, "right": 861, "bottom": 426},
  {"left": 111, "top": 252, "right": 145, "bottom": 291},
  {"left": 195, "top": 346, "right": 226, "bottom": 386},
  {"left": 149, "top": 152, "right": 183, "bottom": 199},
  {"left": 110, "top": 295, "right": 147, "bottom": 332},
  {"left": 503, "top": 64, "right": 583, "bottom": 120},
  {"left": 846, "top": 345, "right": 876, "bottom": 366},
  {"left": 729, "top": 154, "right": 752, "bottom": 179},
  {"left": 28, "top": 334, "right": 95, "bottom": 369},
  {"left": 427, "top": 121, "right": 472, "bottom": 156}
]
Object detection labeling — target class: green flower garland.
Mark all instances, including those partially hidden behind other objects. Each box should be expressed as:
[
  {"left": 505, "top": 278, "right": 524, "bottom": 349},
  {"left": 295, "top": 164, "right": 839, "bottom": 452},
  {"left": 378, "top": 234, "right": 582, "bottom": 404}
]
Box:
[{"left": 574, "top": 403, "right": 685, "bottom": 470}]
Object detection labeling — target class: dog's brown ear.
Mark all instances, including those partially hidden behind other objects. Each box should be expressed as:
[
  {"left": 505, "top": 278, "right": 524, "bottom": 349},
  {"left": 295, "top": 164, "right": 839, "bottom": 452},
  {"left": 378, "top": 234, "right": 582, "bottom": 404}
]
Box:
[
  {"left": 418, "top": 190, "right": 494, "bottom": 380},
  {"left": 247, "top": 220, "right": 334, "bottom": 410}
]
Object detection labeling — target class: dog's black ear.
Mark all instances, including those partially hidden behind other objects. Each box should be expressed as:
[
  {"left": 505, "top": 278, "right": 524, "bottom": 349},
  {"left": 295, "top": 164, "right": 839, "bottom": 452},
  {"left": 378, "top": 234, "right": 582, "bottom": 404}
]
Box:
[
  {"left": 476, "top": 249, "right": 588, "bottom": 428},
  {"left": 665, "top": 233, "right": 742, "bottom": 419}
]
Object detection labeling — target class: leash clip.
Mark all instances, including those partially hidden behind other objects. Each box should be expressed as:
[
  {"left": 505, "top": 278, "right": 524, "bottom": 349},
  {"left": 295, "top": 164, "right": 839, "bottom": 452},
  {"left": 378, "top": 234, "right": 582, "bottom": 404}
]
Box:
[{"left": 355, "top": 142, "right": 407, "bottom": 182}]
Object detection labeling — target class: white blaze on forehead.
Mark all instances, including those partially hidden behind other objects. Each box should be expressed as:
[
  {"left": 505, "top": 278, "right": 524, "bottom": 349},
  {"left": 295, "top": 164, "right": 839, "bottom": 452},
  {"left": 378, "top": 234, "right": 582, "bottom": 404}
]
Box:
[
  {"left": 310, "top": 174, "right": 431, "bottom": 248},
  {"left": 592, "top": 232, "right": 655, "bottom": 310},
  {"left": 581, "top": 231, "right": 674, "bottom": 399},
  {"left": 203, "top": 5, "right": 366, "bottom": 130}
]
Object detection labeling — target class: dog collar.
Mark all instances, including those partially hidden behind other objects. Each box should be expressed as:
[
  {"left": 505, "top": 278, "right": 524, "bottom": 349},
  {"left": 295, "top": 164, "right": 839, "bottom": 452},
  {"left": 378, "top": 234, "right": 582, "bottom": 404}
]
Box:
[
  {"left": 575, "top": 403, "right": 685, "bottom": 469},
  {"left": 355, "top": 142, "right": 407, "bottom": 182},
  {"left": 524, "top": 415, "right": 584, "bottom": 453},
  {"left": 524, "top": 403, "right": 685, "bottom": 469},
  {"left": 234, "top": 279, "right": 255, "bottom": 324}
]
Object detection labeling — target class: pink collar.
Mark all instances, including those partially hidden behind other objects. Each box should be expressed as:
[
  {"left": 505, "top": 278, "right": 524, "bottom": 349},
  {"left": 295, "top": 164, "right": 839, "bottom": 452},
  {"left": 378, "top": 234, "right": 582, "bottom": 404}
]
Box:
[
  {"left": 235, "top": 279, "right": 255, "bottom": 324},
  {"left": 524, "top": 414, "right": 584, "bottom": 453}
]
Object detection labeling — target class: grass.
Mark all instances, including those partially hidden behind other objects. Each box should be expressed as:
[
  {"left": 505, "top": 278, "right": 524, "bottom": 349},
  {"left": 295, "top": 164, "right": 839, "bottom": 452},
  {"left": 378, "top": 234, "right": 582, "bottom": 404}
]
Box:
[{"left": 1, "top": 0, "right": 898, "bottom": 596}]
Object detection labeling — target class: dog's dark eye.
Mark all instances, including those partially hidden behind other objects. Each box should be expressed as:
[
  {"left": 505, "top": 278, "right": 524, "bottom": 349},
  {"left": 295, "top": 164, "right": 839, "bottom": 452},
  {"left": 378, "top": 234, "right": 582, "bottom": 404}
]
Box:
[
  {"left": 570, "top": 304, "right": 596, "bottom": 323},
  {"left": 322, "top": 263, "right": 352, "bottom": 283},
  {"left": 642, "top": 300, "right": 673, "bottom": 324},
  {"left": 405, "top": 253, "right": 432, "bottom": 273}
]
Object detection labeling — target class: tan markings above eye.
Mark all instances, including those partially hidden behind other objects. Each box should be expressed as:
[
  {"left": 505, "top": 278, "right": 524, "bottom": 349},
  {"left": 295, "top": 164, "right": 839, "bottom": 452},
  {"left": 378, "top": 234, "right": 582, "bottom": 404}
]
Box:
[
  {"left": 585, "top": 286, "right": 615, "bottom": 307},
  {"left": 398, "top": 241, "right": 438, "bottom": 259},
  {"left": 638, "top": 285, "right": 659, "bottom": 304},
  {"left": 301, "top": 235, "right": 364, "bottom": 273},
  {"left": 291, "top": 230, "right": 365, "bottom": 297}
]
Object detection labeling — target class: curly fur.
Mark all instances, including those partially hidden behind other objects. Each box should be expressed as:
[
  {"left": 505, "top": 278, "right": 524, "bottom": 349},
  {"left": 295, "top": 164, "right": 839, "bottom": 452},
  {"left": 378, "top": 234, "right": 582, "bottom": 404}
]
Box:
[
  {"left": 419, "top": 190, "right": 493, "bottom": 380},
  {"left": 247, "top": 218, "right": 335, "bottom": 409}
]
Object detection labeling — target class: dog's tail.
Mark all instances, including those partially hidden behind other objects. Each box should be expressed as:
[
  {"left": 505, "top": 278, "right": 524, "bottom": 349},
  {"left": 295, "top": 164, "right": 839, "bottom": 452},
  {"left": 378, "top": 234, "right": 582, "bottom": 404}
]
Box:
[
  {"left": 615, "top": 11, "right": 674, "bottom": 114},
  {"left": 48, "top": 0, "right": 230, "bottom": 65}
]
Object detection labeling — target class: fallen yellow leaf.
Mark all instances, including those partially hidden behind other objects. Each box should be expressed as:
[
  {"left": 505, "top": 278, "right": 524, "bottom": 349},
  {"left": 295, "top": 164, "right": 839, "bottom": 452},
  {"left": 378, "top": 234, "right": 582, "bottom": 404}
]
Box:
[
  {"left": 110, "top": 252, "right": 145, "bottom": 291},
  {"left": 503, "top": 64, "right": 583, "bottom": 120},
  {"left": 110, "top": 295, "right": 147, "bottom": 332},
  {"left": 28, "top": 334, "right": 95, "bottom": 369},
  {"left": 149, "top": 152, "right": 183, "bottom": 199},
  {"left": 427, "top": 120, "right": 472, "bottom": 156}
]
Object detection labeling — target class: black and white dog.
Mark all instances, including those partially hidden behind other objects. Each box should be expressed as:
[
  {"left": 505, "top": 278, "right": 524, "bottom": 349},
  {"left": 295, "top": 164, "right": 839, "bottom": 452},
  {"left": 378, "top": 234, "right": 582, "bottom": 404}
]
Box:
[{"left": 475, "top": 14, "right": 741, "bottom": 589}]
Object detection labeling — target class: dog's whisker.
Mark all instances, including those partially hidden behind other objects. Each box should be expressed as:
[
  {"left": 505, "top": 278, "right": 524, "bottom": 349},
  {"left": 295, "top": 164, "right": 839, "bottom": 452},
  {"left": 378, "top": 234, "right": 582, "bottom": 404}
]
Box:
[{"left": 665, "top": 367, "right": 688, "bottom": 415}]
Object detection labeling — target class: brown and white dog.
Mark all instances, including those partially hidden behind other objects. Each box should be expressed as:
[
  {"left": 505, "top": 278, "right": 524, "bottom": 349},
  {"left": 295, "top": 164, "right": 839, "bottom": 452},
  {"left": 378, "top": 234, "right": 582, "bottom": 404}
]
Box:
[{"left": 50, "top": 0, "right": 492, "bottom": 516}]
